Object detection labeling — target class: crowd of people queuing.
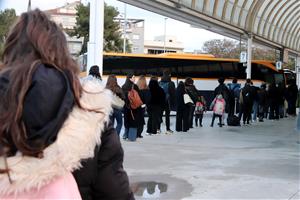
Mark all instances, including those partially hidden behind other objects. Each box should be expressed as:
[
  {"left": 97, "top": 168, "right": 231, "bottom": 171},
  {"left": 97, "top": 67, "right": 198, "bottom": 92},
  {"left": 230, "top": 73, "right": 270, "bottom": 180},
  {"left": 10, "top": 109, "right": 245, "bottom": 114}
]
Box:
[
  {"left": 3, "top": 8, "right": 298, "bottom": 200},
  {"left": 105, "top": 72, "right": 299, "bottom": 140}
]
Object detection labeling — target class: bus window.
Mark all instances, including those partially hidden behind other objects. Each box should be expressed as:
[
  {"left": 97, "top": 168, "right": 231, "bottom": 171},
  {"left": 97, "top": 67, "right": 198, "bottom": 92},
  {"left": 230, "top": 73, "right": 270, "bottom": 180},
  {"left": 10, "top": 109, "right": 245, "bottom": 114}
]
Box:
[
  {"left": 207, "top": 62, "right": 222, "bottom": 78},
  {"left": 221, "top": 62, "right": 235, "bottom": 77},
  {"left": 274, "top": 73, "right": 284, "bottom": 85},
  {"left": 221, "top": 62, "right": 234, "bottom": 71},
  {"left": 182, "top": 65, "right": 209, "bottom": 77},
  {"left": 265, "top": 74, "right": 274, "bottom": 84}
]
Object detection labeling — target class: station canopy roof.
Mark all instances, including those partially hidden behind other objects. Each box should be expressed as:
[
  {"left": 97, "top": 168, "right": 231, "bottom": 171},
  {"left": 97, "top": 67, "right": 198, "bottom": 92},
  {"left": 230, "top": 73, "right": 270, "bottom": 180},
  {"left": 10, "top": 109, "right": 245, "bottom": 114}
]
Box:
[{"left": 120, "top": 0, "right": 300, "bottom": 53}]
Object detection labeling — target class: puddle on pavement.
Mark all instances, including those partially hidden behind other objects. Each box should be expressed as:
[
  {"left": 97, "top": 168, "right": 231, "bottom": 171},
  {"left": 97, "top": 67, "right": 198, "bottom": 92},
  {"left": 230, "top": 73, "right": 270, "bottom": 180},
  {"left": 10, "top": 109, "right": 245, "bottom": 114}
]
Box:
[
  {"left": 130, "top": 174, "right": 193, "bottom": 199},
  {"left": 133, "top": 181, "right": 167, "bottom": 197}
]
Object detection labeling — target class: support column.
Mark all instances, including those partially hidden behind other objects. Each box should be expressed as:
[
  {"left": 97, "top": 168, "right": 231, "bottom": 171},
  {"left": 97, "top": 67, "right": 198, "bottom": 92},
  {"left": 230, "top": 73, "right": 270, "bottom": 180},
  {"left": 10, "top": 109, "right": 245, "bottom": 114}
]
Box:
[
  {"left": 87, "top": 0, "right": 104, "bottom": 75},
  {"left": 246, "top": 34, "right": 252, "bottom": 79},
  {"left": 123, "top": 3, "right": 127, "bottom": 53},
  {"left": 296, "top": 56, "right": 300, "bottom": 87},
  {"left": 283, "top": 48, "right": 289, "bottom": 65}
]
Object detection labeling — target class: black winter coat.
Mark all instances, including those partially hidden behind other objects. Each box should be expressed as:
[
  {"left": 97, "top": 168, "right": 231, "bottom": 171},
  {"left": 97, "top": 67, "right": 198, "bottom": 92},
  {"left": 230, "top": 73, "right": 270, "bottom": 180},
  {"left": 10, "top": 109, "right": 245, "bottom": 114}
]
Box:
[
  {"left": 257, "top": 88, "right": 267, "bottom": 106},
  {"left": 176, "top": 86, "right": 187, "bottom": 110},
  {"left": 242, "top": 84, "right": 254, "bottom": 105},
  {"left": 185, "top": 84, "right": 198, "bottom": 104},
  {"left": 139, "top": 89, "right": 151, "bottom": 106},
  {"left": 149, "top": 83, "right": 166, "bottom": 109},
  {"left": 73, "top": 124, "right": 135, "bottom": 200},
  {"left": 159, "top": 77, "right": 176, "bottom": 111}
]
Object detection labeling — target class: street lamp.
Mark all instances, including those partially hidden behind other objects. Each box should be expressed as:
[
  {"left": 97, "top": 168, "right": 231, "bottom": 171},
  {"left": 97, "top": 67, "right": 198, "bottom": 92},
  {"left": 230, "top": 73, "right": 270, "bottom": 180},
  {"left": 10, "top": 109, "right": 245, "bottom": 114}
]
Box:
[
  {"left": 123, "top": 3, "right": 127, "bottom": 54},
  {"left": 163, "top": 17, "right": 167, "bottom": 53},
  {"left": 27, "top": 0, "right": 31, "bottom": 11}
]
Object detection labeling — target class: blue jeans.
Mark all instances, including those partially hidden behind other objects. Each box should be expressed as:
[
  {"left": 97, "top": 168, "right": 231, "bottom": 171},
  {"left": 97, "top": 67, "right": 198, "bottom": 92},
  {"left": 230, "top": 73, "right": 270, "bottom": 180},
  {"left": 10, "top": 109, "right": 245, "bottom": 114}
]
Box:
[
  {"left": 124, "top": 128, "right": 137, "bottom": 141},
  {"left": 112, "top": 108, "right": 123, "bottom": 135},
  {"left": 297, "top": 110, "right": 300, "bottom": 132},
  {"left": 252, "top": 101, "right": 258, "bottom": 121}
]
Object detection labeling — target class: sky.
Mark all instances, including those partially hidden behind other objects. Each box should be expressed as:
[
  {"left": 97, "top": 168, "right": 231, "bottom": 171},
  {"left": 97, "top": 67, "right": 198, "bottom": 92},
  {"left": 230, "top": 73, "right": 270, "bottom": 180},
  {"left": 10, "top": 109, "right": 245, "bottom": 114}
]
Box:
[{"left": 0, "top": 0, "right": 227, "bottom": 52}]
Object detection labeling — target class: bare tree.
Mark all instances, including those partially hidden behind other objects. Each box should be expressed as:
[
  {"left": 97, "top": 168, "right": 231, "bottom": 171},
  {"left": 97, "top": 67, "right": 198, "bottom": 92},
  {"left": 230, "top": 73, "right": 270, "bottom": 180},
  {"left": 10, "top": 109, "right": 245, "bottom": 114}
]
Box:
[{"left": 202, "top": 39, "right": 276, "bottom": 61}]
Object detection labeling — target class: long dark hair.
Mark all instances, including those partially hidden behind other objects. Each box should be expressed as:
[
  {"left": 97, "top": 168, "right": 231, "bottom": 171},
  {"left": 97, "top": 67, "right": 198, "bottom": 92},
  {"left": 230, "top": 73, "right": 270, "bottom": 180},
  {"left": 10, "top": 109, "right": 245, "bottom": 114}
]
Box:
[
  {"left": 0, "top": 9, "right": 82, "bottom": 159},
  {"left": 106, "top": 74, "right": 124, "bottom": 99},
  {"left": 122, "top": 74, "right": 134, "bottom": 92},
  {"left": 89, "top": 65, "right": 102, "bottom": 80},
  {"left": 177, "top": 81, "right": 185, "bottom": 95}
]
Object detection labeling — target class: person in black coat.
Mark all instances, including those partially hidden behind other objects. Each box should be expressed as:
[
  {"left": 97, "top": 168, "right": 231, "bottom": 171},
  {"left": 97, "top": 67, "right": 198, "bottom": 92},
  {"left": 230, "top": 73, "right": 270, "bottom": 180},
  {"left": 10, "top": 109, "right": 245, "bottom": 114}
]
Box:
[
  {"left": 286, "top": 80, "right": 298, "bottom": 116},
  {"left": 73, "top": 124, "right": 134, "bottom": 200},
  {"left": 176, "top": 81, "right": 190, "bottom": 132},
  {"left": 257, "top": 83, "right": 268, "bottom": 122},
  {"left": 185, "top": 77, "right": 198, "bottom": 128},
  {"left": 268, "top": 82, "right": 280, "bottom": 120},
  {"left": 147, "top": 79, "right": 165, "bottom": 135},
  {"left": 159, "top": 71, "right": 176, "bottom": 133},
  {"left": 277, "top": 82, "right": 286, "bottom": 118},
  {"left": 241, "top": 79, "right": 254, "bottom": 124}
]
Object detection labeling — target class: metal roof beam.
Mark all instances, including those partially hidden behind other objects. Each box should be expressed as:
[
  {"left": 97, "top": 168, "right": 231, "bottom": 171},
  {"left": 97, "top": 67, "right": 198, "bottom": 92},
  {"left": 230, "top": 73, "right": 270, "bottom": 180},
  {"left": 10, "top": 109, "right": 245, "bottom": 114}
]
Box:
[
  {"left": 280, "top": 4, "right": 300, "bottom": 46},
  {"left": 267, "top": 0, "right": 291, "bottom": 40},
  {"left": 287, "top": 17, "right": 300, "bottom": 49},
  {"left": 261, "top": 0, "right": 282, "bottom": 38},
  {"left": 118, "top": 0, "right": 300, "bottom": 53},
  {"left": 246, "top": 0, "right": 264, "bottom": 32},
  {"left": 275, "top": 1, "right": 299, "bottom": 44}
]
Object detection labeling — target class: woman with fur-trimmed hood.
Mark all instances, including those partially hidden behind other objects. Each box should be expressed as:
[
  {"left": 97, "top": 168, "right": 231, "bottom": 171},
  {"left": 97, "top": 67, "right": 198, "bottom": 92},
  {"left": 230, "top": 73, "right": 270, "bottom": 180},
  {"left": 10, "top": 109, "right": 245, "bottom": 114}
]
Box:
[{"left": 0, "top": 9, "right": 134, "bottom": 200}]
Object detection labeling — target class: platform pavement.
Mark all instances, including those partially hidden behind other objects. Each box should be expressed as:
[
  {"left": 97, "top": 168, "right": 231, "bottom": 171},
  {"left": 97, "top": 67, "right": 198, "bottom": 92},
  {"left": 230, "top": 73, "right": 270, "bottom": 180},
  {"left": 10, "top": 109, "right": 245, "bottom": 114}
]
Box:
[{"left": 120, "top": 115, "right": 300, "bottom": 200}]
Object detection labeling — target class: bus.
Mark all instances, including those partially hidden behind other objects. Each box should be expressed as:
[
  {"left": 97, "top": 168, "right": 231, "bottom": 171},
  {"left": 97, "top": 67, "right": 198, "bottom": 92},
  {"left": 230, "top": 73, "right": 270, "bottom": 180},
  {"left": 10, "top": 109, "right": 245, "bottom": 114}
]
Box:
[
  {"left": 283, "top": 69, "right": 296, "bottom": 85},
  {"left": 79, "top": 53, "right": 286, "bottom": 103}
]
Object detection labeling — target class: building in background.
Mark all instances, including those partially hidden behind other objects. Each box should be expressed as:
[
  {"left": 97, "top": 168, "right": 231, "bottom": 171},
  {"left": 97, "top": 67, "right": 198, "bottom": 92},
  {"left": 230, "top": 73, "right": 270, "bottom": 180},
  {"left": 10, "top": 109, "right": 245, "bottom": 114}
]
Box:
[
  {"left": 144, "top": 35, "right": 184, "bottom": 54},
  {"left": 45, "top": 1, "right": 83, "bottom": 56},
  {"left": 116, "top": 18, "right": 145, "bottom": 54}
]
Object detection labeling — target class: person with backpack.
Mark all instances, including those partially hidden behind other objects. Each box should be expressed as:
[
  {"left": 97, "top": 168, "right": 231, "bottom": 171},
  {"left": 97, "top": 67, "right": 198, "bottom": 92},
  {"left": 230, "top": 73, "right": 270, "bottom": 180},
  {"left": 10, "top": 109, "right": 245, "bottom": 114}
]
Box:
[
  {"left": 210, "top": 94, "right": 225, "bottom": 127},
  {"left": 122, "top": 74, "right": 143, "bottom": 141},
  {"left": 227, "top": 78, "right": 240, "bottom": 117},
  {"left": 159, "top": 71, "right": 176, "bottom": 134},
  {"left": 214, "top": 77, "right": 230, "bottom": 125},
  {"left": 195, "top": 96, "right": 206, "bottom": 127}
]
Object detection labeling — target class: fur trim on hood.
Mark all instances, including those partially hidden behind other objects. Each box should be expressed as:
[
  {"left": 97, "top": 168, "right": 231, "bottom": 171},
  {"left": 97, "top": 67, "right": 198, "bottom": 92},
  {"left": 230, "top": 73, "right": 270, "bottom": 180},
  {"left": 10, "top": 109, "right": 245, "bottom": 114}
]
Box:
[{"left": 0, "top": 78, "right": 113, "bottom": 195}]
